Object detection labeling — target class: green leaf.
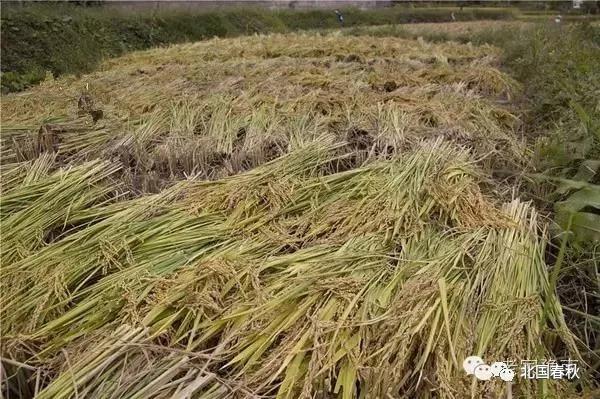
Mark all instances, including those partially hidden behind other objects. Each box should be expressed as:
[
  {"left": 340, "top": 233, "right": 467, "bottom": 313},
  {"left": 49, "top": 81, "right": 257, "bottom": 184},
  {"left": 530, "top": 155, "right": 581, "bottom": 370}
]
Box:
[
  {"left": 528, "top": 173, "right": 596, "bottom": 195},
  {"left": 555, "top": 178, "right": 597, "bottom": 195},
  {"left": 555, "top": 185, "right": 600, "bottom": 213},
  {"left": 569, "top": 212, "right": 600, "bottom": 242}
]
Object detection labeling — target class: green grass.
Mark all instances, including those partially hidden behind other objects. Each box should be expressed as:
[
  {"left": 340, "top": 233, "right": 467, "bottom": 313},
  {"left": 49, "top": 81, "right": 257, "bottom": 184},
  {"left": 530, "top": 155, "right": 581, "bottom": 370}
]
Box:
[
  {"left": 0, "top": 4, "right": 518, "bottom": 93},
  {"left": 479, "top": 22, "right": 600, "bottom": 381}
]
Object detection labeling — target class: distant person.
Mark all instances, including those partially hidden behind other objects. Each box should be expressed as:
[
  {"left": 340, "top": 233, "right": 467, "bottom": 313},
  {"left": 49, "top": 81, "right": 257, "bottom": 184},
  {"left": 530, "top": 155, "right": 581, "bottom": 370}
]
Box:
[{"left": 335, "top": 9, "right": 344, "bottom": 26}]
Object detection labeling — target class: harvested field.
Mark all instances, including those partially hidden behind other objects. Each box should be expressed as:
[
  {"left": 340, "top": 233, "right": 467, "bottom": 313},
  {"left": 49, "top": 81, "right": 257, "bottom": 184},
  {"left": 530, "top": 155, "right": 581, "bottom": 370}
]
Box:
[
  {"left": 1, "top": 33, "right": 524, "bottom": 191},
  {"left": 0, "top": 29, "right": 592, "bottom": 398}
]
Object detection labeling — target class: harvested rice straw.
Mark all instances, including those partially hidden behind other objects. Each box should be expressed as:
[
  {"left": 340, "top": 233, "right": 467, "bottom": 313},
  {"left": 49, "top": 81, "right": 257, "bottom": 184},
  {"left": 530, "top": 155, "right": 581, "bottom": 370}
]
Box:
[
  {"left": 2, "top": 143, "right": 580, "bottom": 398},
  {"left": 2, "top": 32, "right": 524, "bottom": 190}
]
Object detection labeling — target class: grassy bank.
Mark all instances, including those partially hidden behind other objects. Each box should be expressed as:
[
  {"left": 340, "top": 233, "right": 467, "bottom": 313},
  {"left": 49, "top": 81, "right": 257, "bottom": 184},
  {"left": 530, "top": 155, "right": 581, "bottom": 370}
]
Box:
[
  {"left": 493, "top": 25, "right": 600, "bottom": 373},
  {"left": 0, "top": 4, "right": 518, "bottom": 93}
]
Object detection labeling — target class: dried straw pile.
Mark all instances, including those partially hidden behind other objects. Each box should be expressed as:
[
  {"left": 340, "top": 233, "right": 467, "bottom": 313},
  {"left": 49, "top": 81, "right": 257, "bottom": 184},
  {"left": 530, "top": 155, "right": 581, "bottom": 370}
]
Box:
[
  {"left": 2, "top": 33, "right": 524, "bottom": 192},
  {"left": 0, "top": 32, "right": 581, "bottom": 398}
]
